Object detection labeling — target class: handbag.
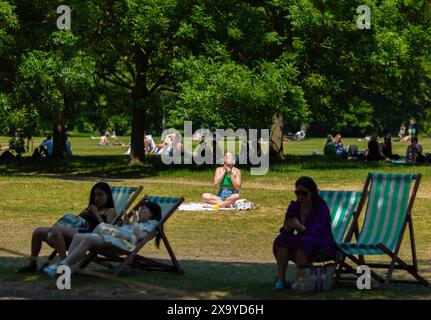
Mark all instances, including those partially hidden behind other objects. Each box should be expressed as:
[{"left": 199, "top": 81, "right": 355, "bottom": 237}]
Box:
[{"left": 291, "top": 263, "right": 336, "bottom": 293}]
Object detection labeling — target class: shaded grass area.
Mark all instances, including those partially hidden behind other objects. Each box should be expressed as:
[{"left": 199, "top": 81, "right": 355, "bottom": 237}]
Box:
[
  {"left": 1, "top": 256, "right": 430, "bottom": 300},
  {"left": 0, "top": 137, "right": 430, "bottom": 299}
]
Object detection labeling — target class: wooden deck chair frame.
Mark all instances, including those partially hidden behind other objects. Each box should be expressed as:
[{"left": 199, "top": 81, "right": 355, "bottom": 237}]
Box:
[
  {"left": 78, "top": 195, "right": 184, "bottom": 277},
  {"left": 41, "top": 185, "right": 143, "bottom": 270},
  {"left": 336, "top": 173, "right": 428, "bottom": 288}
]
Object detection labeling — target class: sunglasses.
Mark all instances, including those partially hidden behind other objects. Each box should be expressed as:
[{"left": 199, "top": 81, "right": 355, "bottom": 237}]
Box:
[{"left": 295, "top": 190, "right": 309, "bottom": 197}]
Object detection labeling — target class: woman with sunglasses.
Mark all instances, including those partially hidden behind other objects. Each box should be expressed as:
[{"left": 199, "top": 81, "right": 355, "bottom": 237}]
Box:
[{"left": 273, "top": 177, "right": 336, "bottom": 289}]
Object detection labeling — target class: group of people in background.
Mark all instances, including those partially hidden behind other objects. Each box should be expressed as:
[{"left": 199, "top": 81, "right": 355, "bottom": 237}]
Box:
[
  {"left": 33, "top": 134, "right": 72, "bottom": 158},
  {"left": 323, "top": 119, "right": 427, "bottom": 164},
  {"left": 399, "top": 119, "right": 418, "bottom": 143},
  {"left": 1, "top": 132, "right": 73, "bottom": 161}
]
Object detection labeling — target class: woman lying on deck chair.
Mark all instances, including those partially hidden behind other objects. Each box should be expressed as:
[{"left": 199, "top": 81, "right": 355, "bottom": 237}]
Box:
[
  {"left": 17, "top": 182, "right": 116, "bottom": 273},
  {"left": 43, "top": 200, "right": 161, "bottom": 277}
]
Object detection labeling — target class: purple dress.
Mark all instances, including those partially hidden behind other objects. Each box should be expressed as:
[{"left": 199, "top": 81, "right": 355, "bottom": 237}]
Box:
[{"left": 273, "top": 200, "right": 336, "bottom": 261}]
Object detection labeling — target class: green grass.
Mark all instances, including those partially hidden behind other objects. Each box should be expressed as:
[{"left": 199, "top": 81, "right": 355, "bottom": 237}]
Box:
[{"left": 0, "top": 136, "right": 430, "bottom": 299}]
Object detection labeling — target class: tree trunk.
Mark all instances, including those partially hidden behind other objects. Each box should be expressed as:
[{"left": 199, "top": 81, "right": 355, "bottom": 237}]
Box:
[
  {"left": 269, "top": 112, "right": 285, "bottom": 160},
  {"left": 53, "top": 110, "right": 67, "bottom": 159},
  {"left": 130, "top": 101, "right": 146, "bottom": 164},
  {"left": 129, "top": 48, "right": 149, "bottom": 165}
]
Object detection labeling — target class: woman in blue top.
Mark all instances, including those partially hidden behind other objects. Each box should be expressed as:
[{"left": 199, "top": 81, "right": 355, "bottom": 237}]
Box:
[
  {"left": 202, "top": 152, "right": 241, "bottom": 209},
  {"left": 273, "top": 177, "right": 336, "bottom": 289}
]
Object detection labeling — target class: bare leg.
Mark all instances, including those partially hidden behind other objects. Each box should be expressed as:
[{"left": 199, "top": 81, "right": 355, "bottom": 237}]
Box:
[
  {"left": 202, "top": 193, "right": 222, "bottom": 205},
  {"left": 295, "top": 250, "right": 309, "bottom": 267},
  {"left": 219, "top": 193, "right": 240, "bottom": 208},
  {"left": 68, "top": 233, "right": 86, "bottom": 254},
  {"left": 29, "top": 227, "right": 50, "bottom": 267},
  {"left": 276, "top": 247, "right": 289, "bottom": 282},
  {"left": 63, "top": 234, "right": 107, "bottom": 267},
  {"left": 50, "top": 226, "right": 77, "bottom": 259}
]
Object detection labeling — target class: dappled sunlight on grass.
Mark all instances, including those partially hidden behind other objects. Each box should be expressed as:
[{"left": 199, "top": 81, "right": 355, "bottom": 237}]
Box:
[{"left": 1, "top": 137, "right": 430, "bottom": 299}]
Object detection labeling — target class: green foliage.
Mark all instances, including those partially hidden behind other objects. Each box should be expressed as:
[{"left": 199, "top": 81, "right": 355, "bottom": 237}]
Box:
[
  {"left": 171, "top": 55, "right": 308, "bottom": 129},
  {"left": 0, "top": 0, "right": 18, "bottom": 53},
  {"left": 1, "top": 0, "right": 431, "bottom": 140},
  {"left": 285, "top": 0, "right": 431, "bottom": 135}
]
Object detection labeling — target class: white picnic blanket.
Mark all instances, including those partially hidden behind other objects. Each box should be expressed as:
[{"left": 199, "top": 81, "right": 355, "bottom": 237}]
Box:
[{"left": 179, "top": 199, "right": 254, "bottom": 211}]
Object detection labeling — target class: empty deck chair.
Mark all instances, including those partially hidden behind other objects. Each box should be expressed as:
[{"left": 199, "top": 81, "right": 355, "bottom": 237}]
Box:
[{"left": 337, "top": 173, "right": 428, "bottom": 287}]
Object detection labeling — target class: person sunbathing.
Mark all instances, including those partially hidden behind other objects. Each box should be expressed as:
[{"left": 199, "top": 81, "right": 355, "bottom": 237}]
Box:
[
  {"left": 156, "top": 132, "right": 183, "bottom": 156},
  {"left": 202, "top": 152, "right": 241, "bottom": 209},
  {"left": 42, "top": 200, "right": 162, "bottom": 277},
  {"left": 93, "top": 132, "right": 110, "bottom": 146},
  {"left": 17, "top": 182, "right": 116, "bottom": 273}
]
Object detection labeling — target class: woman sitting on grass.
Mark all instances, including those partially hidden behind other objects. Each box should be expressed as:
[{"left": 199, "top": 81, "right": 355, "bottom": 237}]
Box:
[
  {"left": 18, "top": 182, "right": 116, "bottom": 273},
  {"left": 406, "top": 136, "right": 425, "bottom": 163},
  {"left": 202, "top": 152, "right": 241, "bottom": 209},
  {"left": 43, "top": 200, "right": 161, "bottom": 277},
  {"left": 273, "top": 176, "right": 336, "bottom": 289},
  {"left": 366, "top": 133, "right": 388, "bottom": 161}
]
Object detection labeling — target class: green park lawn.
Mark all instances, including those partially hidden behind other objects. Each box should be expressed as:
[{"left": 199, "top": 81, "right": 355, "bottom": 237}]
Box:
[{"left": 0, "top": 136, "right": 430, "bottom": 299}]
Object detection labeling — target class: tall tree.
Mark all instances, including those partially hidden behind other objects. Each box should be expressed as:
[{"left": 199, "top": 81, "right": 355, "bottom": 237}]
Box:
[{"left": 16, "top": 31, "right": 95, "bottom": 157}]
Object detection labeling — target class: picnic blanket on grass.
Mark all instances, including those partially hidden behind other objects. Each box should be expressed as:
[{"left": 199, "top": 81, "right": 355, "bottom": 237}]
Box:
[{"left": 179, "top": 199, "right": 255, "bottom": 211}]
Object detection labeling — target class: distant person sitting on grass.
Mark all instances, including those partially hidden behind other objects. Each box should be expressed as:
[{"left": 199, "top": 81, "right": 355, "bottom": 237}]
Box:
[
  {"left": 39, "top": 134, "right": 53, "bottom": 157},
  {"left": 399, "top": 123, "right": 406, "bottom": 140},
  {"left": 144, "top": 134, "right": 158, "bottom": 154},
  {"left": 93, "top": 132, "right": 110, "bottom": 146},
  {"left": 402, "top": 119, "right": 418, "bottom": 143},
  {"left": 17, "top": 182, "right": 116, "bottom": 273},
  {"left": 382, "top": 134, "right": 399, "bottom": 160},
  {"left": 156, "top": 132, "right": 183, "bottom": 156},
  {"left": 323, "top": 135, "right": 336, "bottom": 156},
  {"left": 42, "top": 201, "right": 161, "bottom": 277},
  {"left": 334, "top": 134, "right": 347, "bottom": 157},
  {"left": 65, "top": 135, "right": 72, "bottom": 156},
  {"left": 294, "top": 130, "right": 306, "bottom": 141},
  {"left": 366, "top": 133, "right": 388, "bottom": 161},
  {"left": 273, "top": 176, "right": 336, "bottom": 289},
  {"left": 202, "top": 152, "right": 241, "bottom": 209},
  {"left": 406, "top": 136, "right": 425, "bottom": 163}
]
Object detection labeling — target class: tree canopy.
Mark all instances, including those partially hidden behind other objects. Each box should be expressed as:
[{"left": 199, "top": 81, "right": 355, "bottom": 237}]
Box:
[{"left": 1, "top": 0, "right": 431, "bottom": 160}]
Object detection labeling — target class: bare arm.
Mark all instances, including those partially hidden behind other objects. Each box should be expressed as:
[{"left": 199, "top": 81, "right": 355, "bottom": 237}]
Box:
[
  {"left": 105, "top": 208, "right": 116, "bottom": 224},
  {"left": 213, "top": 167, "right": 226, "bottom": 186},
  {"left": 230, "top": 167, "right": 242, "bottom": 191}
]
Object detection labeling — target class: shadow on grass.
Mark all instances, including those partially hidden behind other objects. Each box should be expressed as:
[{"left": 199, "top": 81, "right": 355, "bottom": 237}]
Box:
[
  {"left": 1, "top": 256, "right": 430, "bottom": 300},
  {"left": 1, "top": 154, "right": 425, "bottom": 179}
]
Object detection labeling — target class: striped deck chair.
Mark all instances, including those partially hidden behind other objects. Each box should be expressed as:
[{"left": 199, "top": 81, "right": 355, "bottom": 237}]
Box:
[
  {"left": 309, "top": 191, "right": 361, "bottom": 263},
  {"left": 110, "top": 186, "right": 144, "bottom": 223},
  {"left": 41, "top": 185, "right": 143, "bottom": 270},
  {"left": 319, "top": 190, "right": 362, "bottom": 246},
  {"left": 79, "top": 195, "right": 184, "bottom": 276},
  {"left": 337, "top": 173, "right": 428, "bottom": 287}
]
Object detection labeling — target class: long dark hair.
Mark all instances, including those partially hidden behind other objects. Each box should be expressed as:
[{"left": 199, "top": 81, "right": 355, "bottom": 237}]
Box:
[
  {"left": 89, "top": 182, "right": 115, "bottom": 209},
  {"left": 143, "top": 201, "right": 163, "bottom": 248},
  {"left": 295, "top": 176, "right": 323, "bottom": 205},
  {"left": 383, "top": 134, "right": 392, "bottom": 154}
]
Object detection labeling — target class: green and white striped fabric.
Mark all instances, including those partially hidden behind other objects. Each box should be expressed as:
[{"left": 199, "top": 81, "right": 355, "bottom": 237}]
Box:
[
  {"left": 319, "top": 190, "right": 361, "bottom": 244},
  {"left": 340, "top": 174, "right": 413, "bottom": 255},
  {"left": 110, "top": 187, "right": 137, "bottom": 217},
  {"left": 147, "top": 196, "right": 183, "bottom": 221}
]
